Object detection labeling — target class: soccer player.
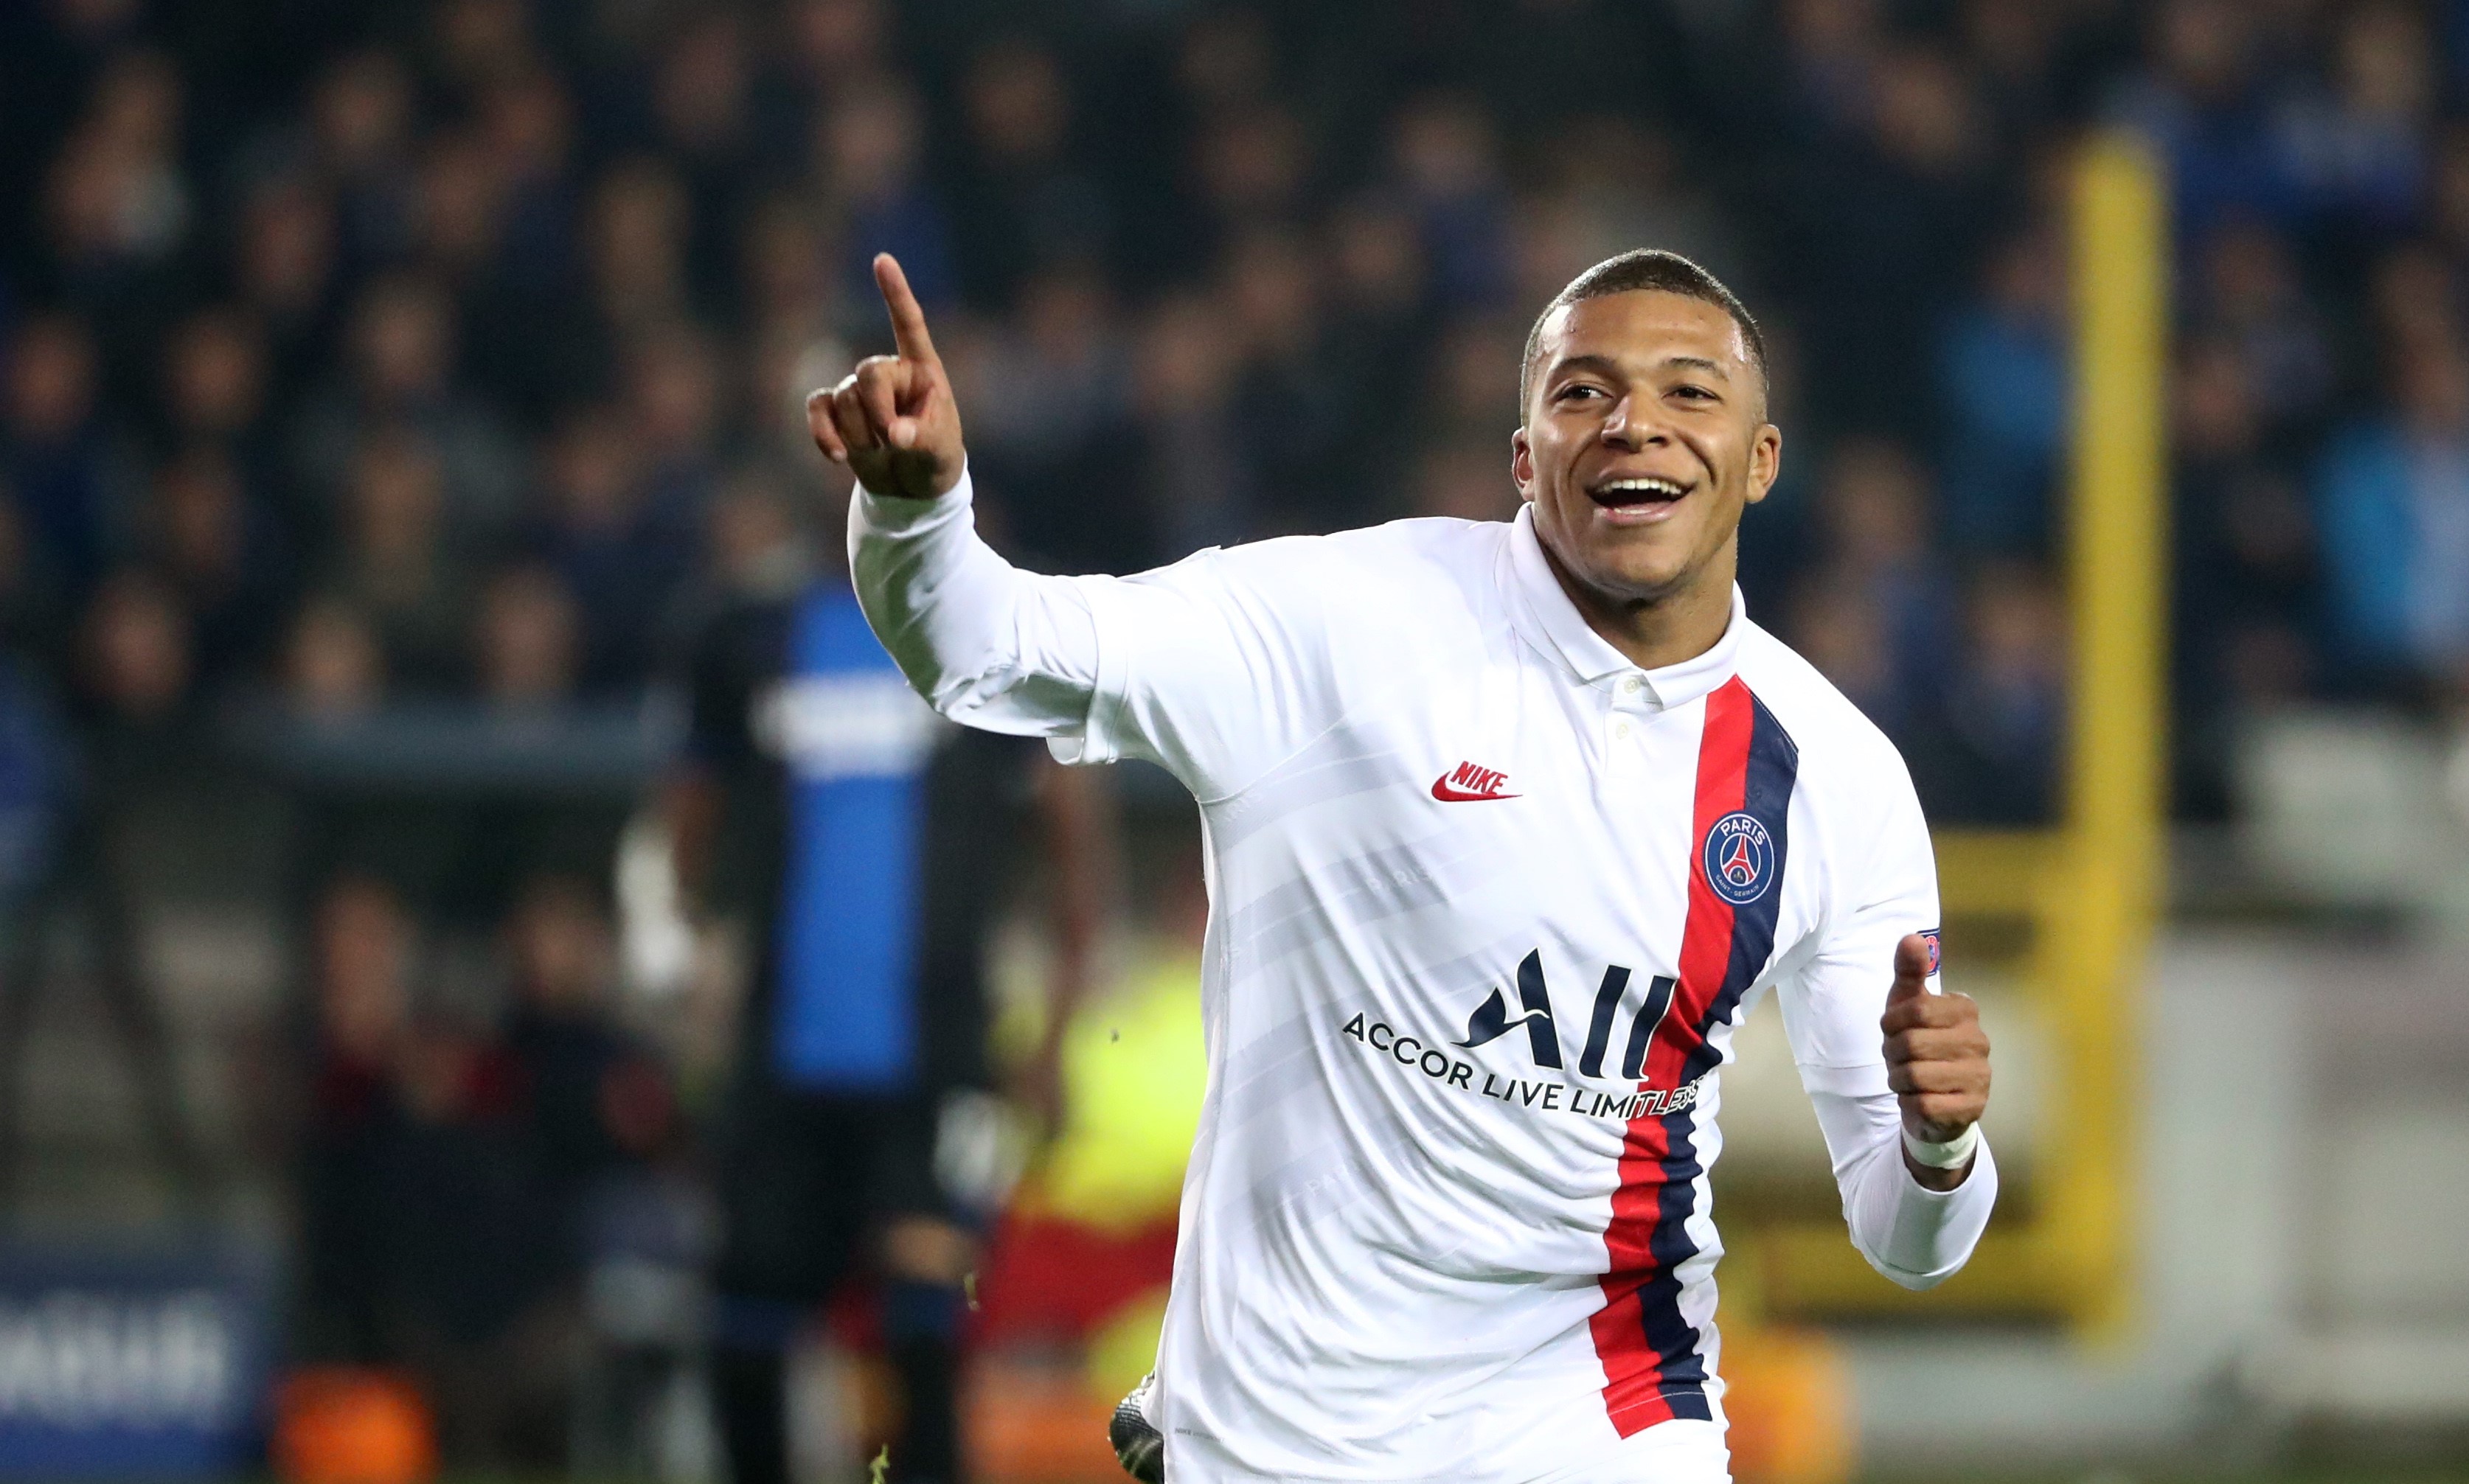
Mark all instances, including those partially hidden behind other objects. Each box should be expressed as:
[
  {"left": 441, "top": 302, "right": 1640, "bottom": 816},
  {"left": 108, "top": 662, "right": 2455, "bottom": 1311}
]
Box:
[
  {"left": 814, "top": 248, "right": 1996, "bottom": 1483},
  {"left": 664, "top": 477, "right": 1102, "bottom": 1484}
]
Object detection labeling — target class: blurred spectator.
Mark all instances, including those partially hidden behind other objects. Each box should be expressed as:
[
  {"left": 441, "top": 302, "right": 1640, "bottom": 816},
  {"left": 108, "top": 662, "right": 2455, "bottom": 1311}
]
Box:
[
  {"left": 307, "top": 49, "right": 418, "bottom": 270},
  {"left": 4, "top": 311, "right": 126, "bottom": 599},
  {"left": 319, "top": 428, "right": 470, "bottom": 692},
  {"left": 2316, "top": 337, "right": 2469, "bottom": 694},
  {"left": 2366, "top": 241, "right": 2460, "bottom": 364},
  {"left": 1937, "top": 226, "right": 2066, "bottom": 557},
  {"left": 1910, "top": 562, "right": 2069, "bottom": 823},
  {"left": 1192, "top": 101, "right": 1313, "bottom": 243},
  {"left": 956, "top": 38, "right": 1105, "bottom": 304},
  {"left": 2274, "top": 1, "right": 2434, "bottom": 245},
  {"left": 297, "top": 874, "right": 420, "bottom": 1364},
  {"left": 160, "top": 307, "right": 274, "bottom": 469},
  {"left": 2110, "top": 0, "right": 2295, "bottom": 248},
  {"left": 296, "top": 872, "right": 569, "bottom": 1469},
  {"left": 1128, "top": 293, "right": 1253, "bottom": 560},
  {"left": 819, "top": 77, "right": 956, "bottom": 314},
  {"left": 1518, "top": 120, "right": 1745, "bottom": 309},
  {"left": 2192, "top": 219, "right": 2333, "bottom": 436},
  {"left": 42, "top": 49, "right": 189, "bottom": 345},
  {"left": 232, "top": 179, "right": 341, "bottom": 397},
  {"left": 473, "top": 565, "right": 581, "bottom": 710},
  {"left": 429, "top": 0, "right": 538, "bottom": 105},
  {"left": 1779, "top": 0, "right": 1884, "bottom": 139},
  {"left": 500, "top": 873, "right": 672, "bottom": 1223},
  {"left": 528, "top": 405, "right": 688, "bottom": 693},
  {"left": 142, "top": 447, "right": 288, "bottom": 689},
  {"left": 75, "top": 567, "right": 193, "bottom": 747},
  {"left": 780, "top": 0, "right": 886, "bottom": 93},
  {"left": 650, "top": 10, "right": 757, "bottom": 303},
  {"left": 476, "top": 68, "right": 576, "bottom": 292},
  {"left": 1390, "top": 94, "right": 1513, "bottom": 312},
  {"left": 1787, "top": 565, "right": 1904, "bottom": 732},
  {"left": 1795, "top": 437, "right": 1956, "bottom": 739},
  {"left": 963, "top": 264, "right": 1138, "bottom": 571},
  {"left": 739, "top": 192, "right": 838, "bottom": 349},
  {"left": 282, "top": 596, "right": 385, "bottom": 720},
  {"left": 2175, "top": 334, "right": 2318, "bottom": 813},
  {"left": 1223, "top": 229, "right": 1361, "bottom": 533}
]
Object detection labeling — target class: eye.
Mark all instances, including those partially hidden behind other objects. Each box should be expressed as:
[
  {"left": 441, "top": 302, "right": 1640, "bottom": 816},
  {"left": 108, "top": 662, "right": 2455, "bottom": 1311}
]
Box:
[
  {"left": 1555, "top": 383, "right": 1605, "bottom": 403},
  {"left": 1671, "top": 383, "right": 1718, "bottom": 402}
]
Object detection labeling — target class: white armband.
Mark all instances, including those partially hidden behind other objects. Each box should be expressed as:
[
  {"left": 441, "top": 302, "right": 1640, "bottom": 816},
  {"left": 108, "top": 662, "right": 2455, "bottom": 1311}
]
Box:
[{"left": 1901, "top": 1121, "right": 1981, "bottom": 1170}]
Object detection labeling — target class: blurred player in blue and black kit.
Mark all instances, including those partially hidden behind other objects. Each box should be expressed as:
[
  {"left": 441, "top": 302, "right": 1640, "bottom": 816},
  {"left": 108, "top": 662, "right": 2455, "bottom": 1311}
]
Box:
[{"left": 664, "top": 473, "right": 1102, "bottom": 1484}]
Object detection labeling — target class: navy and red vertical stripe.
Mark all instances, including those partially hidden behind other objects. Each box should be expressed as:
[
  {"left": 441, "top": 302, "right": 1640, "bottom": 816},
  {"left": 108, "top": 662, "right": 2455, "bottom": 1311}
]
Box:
[{"left": 1588, "top": 676, "right": 1799, "bottom": 1436}]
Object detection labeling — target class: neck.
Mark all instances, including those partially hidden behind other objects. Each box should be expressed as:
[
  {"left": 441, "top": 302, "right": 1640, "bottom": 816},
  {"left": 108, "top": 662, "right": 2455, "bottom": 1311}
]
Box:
[{"left": 1536, "top": 535, "right": 1738, "bottom": 672}]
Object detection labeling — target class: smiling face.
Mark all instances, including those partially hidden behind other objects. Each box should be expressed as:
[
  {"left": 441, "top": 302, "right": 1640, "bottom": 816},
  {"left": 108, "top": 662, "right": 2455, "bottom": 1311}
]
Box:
[{"left": 1513, "top": 290, "right": 1780, "bottom": 617}]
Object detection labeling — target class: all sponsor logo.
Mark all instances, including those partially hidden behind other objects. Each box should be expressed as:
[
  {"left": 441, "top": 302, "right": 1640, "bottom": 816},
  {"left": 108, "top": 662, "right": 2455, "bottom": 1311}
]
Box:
[
  {"left": 1700, "top": 810, "right": 1777, "bottom": 906},
  {"left": 1338, "top": 949, "right": 1705, "bottom": 1123}
]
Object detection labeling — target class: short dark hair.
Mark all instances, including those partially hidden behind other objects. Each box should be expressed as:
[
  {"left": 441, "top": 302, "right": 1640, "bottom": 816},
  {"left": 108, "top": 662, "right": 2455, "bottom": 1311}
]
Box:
[{"left": 1518, "top": 249, "right": 1768, "bottom": 421}]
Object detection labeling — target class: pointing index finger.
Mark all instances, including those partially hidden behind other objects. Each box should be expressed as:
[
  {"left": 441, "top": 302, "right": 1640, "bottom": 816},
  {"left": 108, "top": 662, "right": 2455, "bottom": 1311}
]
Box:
[{"left": 874, "top": 253, "right": 939, "bottom": 366}]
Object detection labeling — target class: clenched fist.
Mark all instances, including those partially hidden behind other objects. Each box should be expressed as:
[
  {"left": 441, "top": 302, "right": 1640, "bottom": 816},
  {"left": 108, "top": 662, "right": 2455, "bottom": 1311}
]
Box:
[
  {"left": 1880, "top": 931, "right": 1990, "bottom": 1189},
  {"left": 808, "top": 253, "right": 968, "bottom": 500}
]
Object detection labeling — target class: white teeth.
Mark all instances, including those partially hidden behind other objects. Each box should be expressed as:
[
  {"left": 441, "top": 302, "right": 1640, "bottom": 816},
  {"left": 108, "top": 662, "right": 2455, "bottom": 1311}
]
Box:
[{"left": 1598, "top": 478, "right": 1685, "bottom": 499}]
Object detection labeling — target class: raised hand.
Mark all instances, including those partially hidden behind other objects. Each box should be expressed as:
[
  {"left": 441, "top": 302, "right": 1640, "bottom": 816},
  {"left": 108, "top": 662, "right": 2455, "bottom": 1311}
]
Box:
[
  {"left": 808, "top": 253, "right": 968, "bottom": 499},
  {"left": 1879, "top": 932, "right": 1990, "bottom": 1174}
]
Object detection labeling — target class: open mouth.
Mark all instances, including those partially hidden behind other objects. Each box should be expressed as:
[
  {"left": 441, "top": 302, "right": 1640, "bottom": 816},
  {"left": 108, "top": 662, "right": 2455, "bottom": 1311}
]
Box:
[{"left": 1586, "top": 475, "right": 1693, "bottom": 520}]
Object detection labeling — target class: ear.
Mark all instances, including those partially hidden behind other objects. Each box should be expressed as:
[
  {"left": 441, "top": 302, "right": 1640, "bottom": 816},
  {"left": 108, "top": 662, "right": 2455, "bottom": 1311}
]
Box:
[
  {"left": 1510, "top": 428, "right": 1535, "bottom": 503},
  {"left": 1743, "top": 422, "right": 1782, "bottom": 507}
]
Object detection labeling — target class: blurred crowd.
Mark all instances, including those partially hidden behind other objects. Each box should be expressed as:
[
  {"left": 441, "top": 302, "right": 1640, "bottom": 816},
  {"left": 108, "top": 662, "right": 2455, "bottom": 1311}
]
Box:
[
  {"left": 4, "top": 0, "right": 2469, "bottom": 1468},
  {"left": 8, "top": 0, "right": 2469, "bottom": 818}
]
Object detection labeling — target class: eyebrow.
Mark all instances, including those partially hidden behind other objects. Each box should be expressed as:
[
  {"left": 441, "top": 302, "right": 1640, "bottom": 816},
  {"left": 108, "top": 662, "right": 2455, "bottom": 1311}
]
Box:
[{"left": 1549, "top": 352, "right": 1733, "bottom": 383}]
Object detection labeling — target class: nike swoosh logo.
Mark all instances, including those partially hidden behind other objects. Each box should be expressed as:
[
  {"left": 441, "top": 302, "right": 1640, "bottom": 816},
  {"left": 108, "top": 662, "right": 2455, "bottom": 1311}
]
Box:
[{"left": 1431, "top": 775, "right": 1521, "bottom": 802}]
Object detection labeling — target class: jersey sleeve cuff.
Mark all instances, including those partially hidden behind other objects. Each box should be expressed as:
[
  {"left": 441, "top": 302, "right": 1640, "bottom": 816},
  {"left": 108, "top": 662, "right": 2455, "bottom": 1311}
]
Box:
[{"left": 854, "top": 465, "right": 975, "bottom": 535}]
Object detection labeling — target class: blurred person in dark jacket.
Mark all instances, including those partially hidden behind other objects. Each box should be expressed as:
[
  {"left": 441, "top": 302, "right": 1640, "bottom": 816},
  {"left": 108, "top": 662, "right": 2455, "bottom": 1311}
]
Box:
[
  {"left": 229, "top": 179, "right": 341, "bottom": 408},
  {"left": 665, "top": 468, "right": 1103, "bottom": 1484},
  {"left": 4, "top": 312, "right": 128, "bottom": 603},
  {"left": 527, "top": 405, "right": 691, "bottom": 694},
  {"left": 1903, "top": 562, "right": 2069, "bottom": 825},
  {"left": 499, "top": 873, "right": 675, "bottom": 1258},
  {"left": 316, "top": 427, "right": 472, "bottom": 693},
  {"left": 142, "top": 447, "right": 291, "bottom": 692},
  {"left": 295, "top": 871, "right": 572, "bottom": 1469}
]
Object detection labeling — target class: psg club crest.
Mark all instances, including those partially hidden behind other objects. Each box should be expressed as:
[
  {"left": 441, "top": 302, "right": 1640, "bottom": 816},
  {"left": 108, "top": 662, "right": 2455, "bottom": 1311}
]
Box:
[{"left": 1701, "top": 812, "right": 1777, "bottom": 906}]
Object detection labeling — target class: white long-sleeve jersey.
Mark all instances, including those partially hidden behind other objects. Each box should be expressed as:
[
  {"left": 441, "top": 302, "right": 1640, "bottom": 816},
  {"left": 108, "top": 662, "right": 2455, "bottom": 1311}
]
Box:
[{"left": 851, "top": 475, "right": 1996, "bottom": 1483}]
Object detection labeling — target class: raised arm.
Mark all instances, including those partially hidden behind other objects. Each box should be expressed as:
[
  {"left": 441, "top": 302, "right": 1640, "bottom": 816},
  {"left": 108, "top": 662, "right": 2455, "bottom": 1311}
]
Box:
[
  {"left": 813, "top": 254, "right": 1105, "bottom": 740},
  {"left": 816, "top": 254, "right": 1351, "bottom": 798}
]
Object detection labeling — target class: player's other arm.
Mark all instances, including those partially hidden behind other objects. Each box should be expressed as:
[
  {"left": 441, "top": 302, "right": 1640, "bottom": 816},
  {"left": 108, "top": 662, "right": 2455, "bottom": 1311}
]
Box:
[{"left": 1782, "top": 764, "right": 1997, "bottom": 1290}]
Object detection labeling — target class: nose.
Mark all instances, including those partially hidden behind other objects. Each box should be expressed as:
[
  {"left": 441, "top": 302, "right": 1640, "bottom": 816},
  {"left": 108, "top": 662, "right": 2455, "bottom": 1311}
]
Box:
[{"left": 1600, "top": 395, "right": 1668, "bottom": 450}]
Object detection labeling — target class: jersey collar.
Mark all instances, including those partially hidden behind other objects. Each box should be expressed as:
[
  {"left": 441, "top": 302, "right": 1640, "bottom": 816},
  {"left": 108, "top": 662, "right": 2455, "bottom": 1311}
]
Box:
[{"left": 1503, "top": 501, "right": 1747, "bottom": 709}]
